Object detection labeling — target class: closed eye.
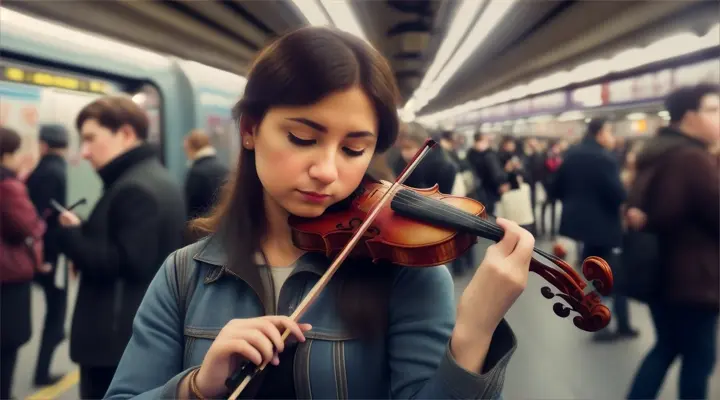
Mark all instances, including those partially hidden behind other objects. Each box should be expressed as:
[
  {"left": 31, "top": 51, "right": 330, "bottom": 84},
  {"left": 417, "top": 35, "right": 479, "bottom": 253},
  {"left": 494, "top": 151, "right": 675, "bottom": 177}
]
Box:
[
  {"left": 287, "top": 132, "right": 315, "bottom": 146},
  {"left": 288, "top": 131, "right": 366, "bottom": 157},
  {"left": 343, "top": 148, "right": 365, "bottom": 157}
]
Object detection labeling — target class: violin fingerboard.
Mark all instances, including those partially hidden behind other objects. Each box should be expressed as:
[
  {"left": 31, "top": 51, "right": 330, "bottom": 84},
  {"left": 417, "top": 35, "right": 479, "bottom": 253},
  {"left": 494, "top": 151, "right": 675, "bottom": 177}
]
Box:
[{"left": 390, "top": 189, "right": 503, "bottom": 242}]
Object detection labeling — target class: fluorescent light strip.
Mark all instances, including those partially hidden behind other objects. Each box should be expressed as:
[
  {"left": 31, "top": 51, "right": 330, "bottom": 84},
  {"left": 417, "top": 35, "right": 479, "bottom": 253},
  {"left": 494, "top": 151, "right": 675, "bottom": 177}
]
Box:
[
  {"left": 320, "top": 0, "right": 367, "bottom": 41},
  {"left": 430, "top": 0, "right": 517, "bottom": 93},
  {"left": 291, "top": 0, "right": 366, "bottom": 42},
  {"left": 402, "top": 0, "right": 486, "bottom": 120},
  {"left": 410, "top": 0, "right": 518, "bottom": 114},
  {"left": 290, "top": 0, "right": 331, "bottom": 26},
  {"left": 416, "top": 0, "right": 487, "bottom": 92},
  {"left": 418, "top": 26, "right": 720, "bottom": 125}
]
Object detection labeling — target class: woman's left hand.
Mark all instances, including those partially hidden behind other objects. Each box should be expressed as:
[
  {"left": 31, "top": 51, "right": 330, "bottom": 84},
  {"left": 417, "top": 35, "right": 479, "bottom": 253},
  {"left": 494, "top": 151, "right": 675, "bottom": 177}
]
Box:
[{"left": 455, "top": 218, "right": 533, "bottom": 339}]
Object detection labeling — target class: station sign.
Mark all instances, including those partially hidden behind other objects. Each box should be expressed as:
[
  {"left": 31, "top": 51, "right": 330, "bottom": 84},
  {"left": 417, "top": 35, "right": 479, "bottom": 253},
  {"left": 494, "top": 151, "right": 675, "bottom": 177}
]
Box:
[
  {"left": 530, "top": 92, "right": 568, "bottom": 113},
  {"left": 605, "top": 68, "right": 674, "bottom": 104},
  {"left": 452, "top": 57, "right": 719, "bottom": 127},
  {"left": 0, "top": 64, "right": 111, "bottom": 94}
]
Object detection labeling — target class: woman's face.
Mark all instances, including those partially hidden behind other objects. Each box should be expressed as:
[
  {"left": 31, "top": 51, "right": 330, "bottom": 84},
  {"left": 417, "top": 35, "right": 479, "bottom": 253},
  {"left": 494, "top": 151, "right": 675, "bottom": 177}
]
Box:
[{"left": 244, "top": 86, "right": 378, "bottom": 218}]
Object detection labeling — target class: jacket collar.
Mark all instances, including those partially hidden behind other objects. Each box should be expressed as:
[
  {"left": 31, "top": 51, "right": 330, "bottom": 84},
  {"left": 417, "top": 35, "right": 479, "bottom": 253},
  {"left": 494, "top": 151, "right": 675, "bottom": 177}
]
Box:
[
  {"left": 192, "top": 147, "right": 217, "bottom": 164},
  {"left": 192, "top": 234, "right": 330, "bottom": 281},
  {"left": 40, "top": 153, "right": 65, "bottom": 164},
  {"left": 635, "top": 126, "right": 709, "bottom": 170},
  {"left": 98, "top": 144, "right": 157, "bottom": 187},
  {"left": 657, "top": 125, "right": 708, "bottom": 149},
  {"left": 581, "top": 135, "right": 604, "bottom": 148}
]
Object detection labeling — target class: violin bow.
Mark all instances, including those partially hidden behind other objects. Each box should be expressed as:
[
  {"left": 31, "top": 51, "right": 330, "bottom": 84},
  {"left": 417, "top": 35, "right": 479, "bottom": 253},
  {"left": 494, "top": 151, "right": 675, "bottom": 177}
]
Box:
[{"left": 225, "top": 139, "right": 438, "bottom": 400}]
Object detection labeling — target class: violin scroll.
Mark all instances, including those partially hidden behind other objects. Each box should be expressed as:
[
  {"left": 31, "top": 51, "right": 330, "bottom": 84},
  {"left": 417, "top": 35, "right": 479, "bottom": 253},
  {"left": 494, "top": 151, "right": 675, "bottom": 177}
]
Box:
[
  {"left": 532, "top": 255, "right": 613, "bottom": 332},
  {"left": 582, "top": 256, "right": 613, "bottom": 296}
]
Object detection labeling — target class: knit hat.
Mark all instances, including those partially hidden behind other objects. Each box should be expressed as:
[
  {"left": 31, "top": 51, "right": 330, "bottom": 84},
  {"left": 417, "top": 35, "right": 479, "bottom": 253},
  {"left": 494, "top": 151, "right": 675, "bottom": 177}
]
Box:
[{"left": 39, "top": 124, "right": 69, "bottom": 148}]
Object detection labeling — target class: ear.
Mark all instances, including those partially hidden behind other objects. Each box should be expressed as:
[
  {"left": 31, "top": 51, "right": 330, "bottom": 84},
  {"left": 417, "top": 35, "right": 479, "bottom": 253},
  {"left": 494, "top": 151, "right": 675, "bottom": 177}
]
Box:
[
  {"left": 239, "top": 115, "right": 256, "bottom": 150},
  {"left": 242, "top": 133, "right": 255, "bottom": 150},
  {"left": 117, "top": 123, "right": 139, "bottom": 142}
]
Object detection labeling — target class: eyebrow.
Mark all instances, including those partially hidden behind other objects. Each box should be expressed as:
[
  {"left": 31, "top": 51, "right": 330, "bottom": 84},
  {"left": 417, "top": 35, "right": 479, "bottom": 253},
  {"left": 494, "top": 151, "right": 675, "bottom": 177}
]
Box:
[{"left": 286, "top": 117, "right": 374, "bottom": 138}]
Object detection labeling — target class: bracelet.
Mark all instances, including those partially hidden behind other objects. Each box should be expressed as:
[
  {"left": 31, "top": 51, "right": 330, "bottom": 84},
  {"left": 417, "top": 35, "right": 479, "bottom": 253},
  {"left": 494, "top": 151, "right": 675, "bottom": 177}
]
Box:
[{"left": 189, "top": 368, "right": 207, "bottom": 400}]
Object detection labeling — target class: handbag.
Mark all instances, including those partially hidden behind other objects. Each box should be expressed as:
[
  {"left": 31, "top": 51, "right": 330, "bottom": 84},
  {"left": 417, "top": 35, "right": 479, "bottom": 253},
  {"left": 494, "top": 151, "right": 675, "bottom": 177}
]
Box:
[
  {"left": 498, "top": 181, "right": 535, "bottom": 226},
  {"left": 615, "top": 160, "right": 664, "bottom": 304},
  {"left": 615, "top": 230, "right": 661, "bottom": 304},
  {"left": 450, "top": 172, "right": 467, "bottom": 197}
]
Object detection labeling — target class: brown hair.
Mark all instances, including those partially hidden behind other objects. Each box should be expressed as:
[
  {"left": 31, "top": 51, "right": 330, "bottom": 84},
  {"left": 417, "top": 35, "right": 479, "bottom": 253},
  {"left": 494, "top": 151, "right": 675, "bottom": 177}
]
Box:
[
  {"left": 0, "top": 127, "right": 21, "bottom": 157},
  {"left": 192, "top": 26, "right": 401, "bottom": 338},
  {"left": 665, "top": 83, "right": 720, "bottom": 123},
  {"left": 76, "top": 96, "right": 149, "bottom": 140},
  {"left": 185, "top": 129, "right": 211, "bottom": 151}
]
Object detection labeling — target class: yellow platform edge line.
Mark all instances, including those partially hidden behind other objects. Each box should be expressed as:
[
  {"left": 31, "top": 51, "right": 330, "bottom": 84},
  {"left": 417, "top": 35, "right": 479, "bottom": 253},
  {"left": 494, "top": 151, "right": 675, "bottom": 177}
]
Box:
[{"left": 25, "top": 369, "right": 79, "bottom": 400}]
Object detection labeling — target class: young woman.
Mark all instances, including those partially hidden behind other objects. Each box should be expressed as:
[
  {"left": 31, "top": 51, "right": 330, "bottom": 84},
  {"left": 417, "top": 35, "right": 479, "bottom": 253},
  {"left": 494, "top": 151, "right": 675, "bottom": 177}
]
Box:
[
  {"left": 1, "top": 127, "right": 45, "bottom": 399},
  {"left": 106, "top": 26, "right": 534, "bottom": 399}
]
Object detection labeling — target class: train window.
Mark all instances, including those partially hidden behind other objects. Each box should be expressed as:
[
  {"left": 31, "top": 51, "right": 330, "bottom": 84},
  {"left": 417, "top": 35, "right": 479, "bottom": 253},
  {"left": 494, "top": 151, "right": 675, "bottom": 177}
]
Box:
[{"left": 131, "top": 84, "right": 164, "bottom": 163}]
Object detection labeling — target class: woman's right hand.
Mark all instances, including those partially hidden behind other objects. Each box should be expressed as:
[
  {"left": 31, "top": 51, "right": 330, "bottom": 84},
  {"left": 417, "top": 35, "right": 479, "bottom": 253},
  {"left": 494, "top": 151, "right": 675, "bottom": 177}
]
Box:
[
  {"left": 193, "top": 316, "right": 312, "bottom": 398},
  {"left": 626, "top": 207, "right": 647, "bottom": 231}
]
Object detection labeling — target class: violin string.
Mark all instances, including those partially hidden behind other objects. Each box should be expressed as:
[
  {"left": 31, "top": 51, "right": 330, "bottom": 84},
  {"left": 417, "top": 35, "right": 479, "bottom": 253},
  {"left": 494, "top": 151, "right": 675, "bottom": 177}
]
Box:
[
  {"left": 389, "top": 190, "right": 568, "bottom": 267},
  {"left": 391, "top": 190, "right": 565, "bottom": 265},
  {"left": 390, "top": 193, "right": 564, "bottom": 268}
]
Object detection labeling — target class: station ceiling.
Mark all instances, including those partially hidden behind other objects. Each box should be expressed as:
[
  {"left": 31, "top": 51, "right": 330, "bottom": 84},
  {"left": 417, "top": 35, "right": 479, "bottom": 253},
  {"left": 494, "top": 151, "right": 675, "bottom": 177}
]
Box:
[{"left": 4, "top": 0, "right": 718, "bottom": 115}]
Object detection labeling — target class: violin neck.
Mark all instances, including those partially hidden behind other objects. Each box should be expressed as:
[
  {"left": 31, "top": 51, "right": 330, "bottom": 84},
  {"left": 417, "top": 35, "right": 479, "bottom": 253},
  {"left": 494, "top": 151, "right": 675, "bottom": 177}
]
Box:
[{"left": 390, "top": 189, "right": 503, "bottom": 242}]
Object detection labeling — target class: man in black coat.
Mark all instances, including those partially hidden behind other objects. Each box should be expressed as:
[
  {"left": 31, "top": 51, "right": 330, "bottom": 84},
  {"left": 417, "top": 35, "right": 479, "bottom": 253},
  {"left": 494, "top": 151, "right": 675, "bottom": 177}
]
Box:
[
  {"left": 56, "top": 96, "right": 186, "bottom": 398},
  {"left": 554, "top": 118, "right": 637, "bottom": 341},
  {"left": 391, "top": 122, "right": 457, "bottom": 194},
  {"left": 183, "top": 129, "right": 228, "bottom": 221},
  {"left": 25, "top": 124, "right": 68, "bottom": 386},
  {"left": 466, "top": 132, "right": 509, "bottom": 216}
]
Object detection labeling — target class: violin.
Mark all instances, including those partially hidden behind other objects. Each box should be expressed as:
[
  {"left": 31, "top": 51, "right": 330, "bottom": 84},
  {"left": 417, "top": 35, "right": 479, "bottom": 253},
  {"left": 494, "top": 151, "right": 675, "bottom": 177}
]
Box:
[{"left": 225, "top": 139, "right": 613, "bottom": 399}]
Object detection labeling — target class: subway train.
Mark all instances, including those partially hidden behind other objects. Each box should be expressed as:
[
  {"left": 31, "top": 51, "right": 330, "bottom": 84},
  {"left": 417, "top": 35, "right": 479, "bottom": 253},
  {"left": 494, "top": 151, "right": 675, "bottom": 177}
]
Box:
[{"left": 0, "top": 7, "right": 247, "bottom": 215}]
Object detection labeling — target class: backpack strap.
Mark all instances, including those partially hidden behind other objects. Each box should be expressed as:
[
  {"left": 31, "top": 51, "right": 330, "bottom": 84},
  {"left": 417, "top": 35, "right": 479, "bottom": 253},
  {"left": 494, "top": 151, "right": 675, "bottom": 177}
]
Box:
[{"left": 170, "top": 244, "right": 200, "bottom": 324}]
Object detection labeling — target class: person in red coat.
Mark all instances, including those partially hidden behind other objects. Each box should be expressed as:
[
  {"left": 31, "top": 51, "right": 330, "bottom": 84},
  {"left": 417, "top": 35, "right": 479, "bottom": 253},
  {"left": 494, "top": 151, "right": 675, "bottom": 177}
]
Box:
[{"left": 0, "top": 126, "right": 46, "bottom": 399}]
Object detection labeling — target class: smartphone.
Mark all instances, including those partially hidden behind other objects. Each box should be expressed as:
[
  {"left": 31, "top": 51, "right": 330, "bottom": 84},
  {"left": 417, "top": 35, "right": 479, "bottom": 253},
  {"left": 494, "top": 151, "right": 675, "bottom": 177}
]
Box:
[
  {"left": 49, "top": 198, "right": 87, "bottom": 213},
  {"left": 50, "top": 199, "right": 68, "bottom": 214}
]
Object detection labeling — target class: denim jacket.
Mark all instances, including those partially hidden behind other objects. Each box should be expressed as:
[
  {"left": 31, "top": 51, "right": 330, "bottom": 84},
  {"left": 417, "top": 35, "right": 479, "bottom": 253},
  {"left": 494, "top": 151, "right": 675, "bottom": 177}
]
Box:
[{"left": 105, "top": 236, "right": 518, "bottom": 399}]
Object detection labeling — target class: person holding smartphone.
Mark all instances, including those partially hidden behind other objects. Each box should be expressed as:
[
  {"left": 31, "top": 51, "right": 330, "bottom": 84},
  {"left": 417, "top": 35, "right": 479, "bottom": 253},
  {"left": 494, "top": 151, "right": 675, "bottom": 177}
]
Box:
[{"left": 55, "top": 97, "right": 186, "bottom": 398}]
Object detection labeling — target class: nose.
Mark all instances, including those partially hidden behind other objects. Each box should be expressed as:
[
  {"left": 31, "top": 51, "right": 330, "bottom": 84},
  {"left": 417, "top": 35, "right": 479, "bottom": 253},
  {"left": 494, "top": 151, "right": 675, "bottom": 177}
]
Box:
[
  {"left": 80, "top": 143, "right": 91, "bottom": 160},
  {"left": 308, "top": 149, "right": 338, "bottom": 185}
]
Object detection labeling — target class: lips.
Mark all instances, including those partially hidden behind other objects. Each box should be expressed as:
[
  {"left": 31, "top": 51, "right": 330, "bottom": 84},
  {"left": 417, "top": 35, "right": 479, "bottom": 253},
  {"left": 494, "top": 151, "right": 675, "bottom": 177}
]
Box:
[{"left": 298, "top": 190, "right": 330, "bottom": 200}]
